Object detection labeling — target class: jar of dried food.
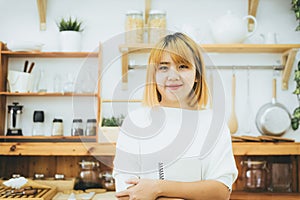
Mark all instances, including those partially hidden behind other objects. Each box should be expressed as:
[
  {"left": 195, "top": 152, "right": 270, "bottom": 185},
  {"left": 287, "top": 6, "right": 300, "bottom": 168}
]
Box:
[
  {"left": 85, "top": 119, "right": 97, "bottom": 136},
  {"left": 242, "top": 160, "right": 268, "bottom": 192},
  {"left": 71, "top": 119, "right": 84, "bottom": 136},
  {"left": 125, "top": 10, "right": 144, "bottom": 43},
  {"left": 78, "top": 160, "right": 101, "bottom": 190},
  {"left": 148, "top": 10, "right": 167, "bottom": 43},
  {"left": 51, "top": 118, "right": 63, "bottom": 136}
]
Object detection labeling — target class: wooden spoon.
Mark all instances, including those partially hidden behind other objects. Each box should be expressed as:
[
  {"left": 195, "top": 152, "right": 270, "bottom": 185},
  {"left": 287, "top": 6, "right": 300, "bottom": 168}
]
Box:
[{"left": 228, "top": 73, "right": 238, "bottom": 134}]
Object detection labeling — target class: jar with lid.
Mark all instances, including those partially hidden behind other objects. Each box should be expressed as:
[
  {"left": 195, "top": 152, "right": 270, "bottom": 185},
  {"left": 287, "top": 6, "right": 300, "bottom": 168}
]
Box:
[
  {"left": 125, "top": 10, "right": 144, "bottom": 43},
  {"left": 51, "top": 118, "right": 63, "bottom": 136},
  {"left": 32, "top": 110, "right": 45, "bottom": 136},
  {"left": 241, "top": 160, "right": 268, "bottom": 192},
  {"left": 85, "top": 119, "right": 97, "bottom": 136},
  {"left": 71, "top": 119, "right": 83, "bottom": 136},
  {"left": 78, "top": 160, "right": 101, "bottom": 190},
  {"left": 148, "top": 10, "right": 167, "bottom": 43}
]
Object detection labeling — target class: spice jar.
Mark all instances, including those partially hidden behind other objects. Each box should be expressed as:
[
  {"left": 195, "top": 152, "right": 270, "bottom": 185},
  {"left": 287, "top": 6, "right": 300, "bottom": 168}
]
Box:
[
  {"left": 242, "top": 160, "right": 268, "bottom": 192},
  {"left": 148, "top": 10, "right": 167, "bottom": 43},
  {"left": 125, "top": 10, "right": 144, "bottom": 43},
  {"left": 85, "top": 119, "right": 97, "bottom": 136},
  {"left": 71, "top": 119, "right": 83, "bottom": 136},
  {"left": 51, "top": 118, "right": 63, "bottom": 136},
  {"left": 78, "top": 160, "right": 101, "bottom": 190}
]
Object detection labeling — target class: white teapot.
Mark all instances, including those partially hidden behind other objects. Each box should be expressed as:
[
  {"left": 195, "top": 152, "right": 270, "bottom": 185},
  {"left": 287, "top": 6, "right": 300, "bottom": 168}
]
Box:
[{"left": 209, "top": 10, "right": 257, "bottom": 44}]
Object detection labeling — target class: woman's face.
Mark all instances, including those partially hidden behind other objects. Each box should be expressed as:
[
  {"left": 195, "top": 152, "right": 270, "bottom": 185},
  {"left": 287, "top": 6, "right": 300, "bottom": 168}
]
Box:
[{"left": 155, "top": 52, "right": 196, "bottom": 107}]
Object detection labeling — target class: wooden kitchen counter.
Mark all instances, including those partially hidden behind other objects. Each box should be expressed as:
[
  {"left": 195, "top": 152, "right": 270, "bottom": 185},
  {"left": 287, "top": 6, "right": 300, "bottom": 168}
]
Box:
[
  {"left": 0, "top": 142, "right": 300, "bottom": 156},
  {"left": 230, "top": 191, "right": 300, "bottom": 199}
]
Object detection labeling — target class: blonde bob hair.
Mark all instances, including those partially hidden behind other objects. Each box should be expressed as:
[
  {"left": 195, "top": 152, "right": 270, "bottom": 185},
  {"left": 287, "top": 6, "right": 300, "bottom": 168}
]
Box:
[{"left": 142, "top": 32, "right": 208, "bottom": 109}]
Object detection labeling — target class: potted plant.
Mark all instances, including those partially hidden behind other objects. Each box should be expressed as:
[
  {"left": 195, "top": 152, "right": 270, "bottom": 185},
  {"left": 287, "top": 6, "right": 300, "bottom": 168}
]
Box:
[
  {"left": 99, "top": 115, "right": 125, "bottom": 143},
  {"left": 57, "top": 16, "right": 83, "bottom": 52},
  {"left": 291, "top": 60, "right": 300, "bottom": 130},
  {"left": 292, "top": 0, "right": 300, "bottom": 31}
]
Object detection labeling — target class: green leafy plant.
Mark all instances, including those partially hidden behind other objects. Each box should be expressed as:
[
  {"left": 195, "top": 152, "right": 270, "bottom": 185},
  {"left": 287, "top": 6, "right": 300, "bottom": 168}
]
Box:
[
  {"left": 292, "top": 60, "right": 300, "bottom": 130},
  {"left": 57, "top": 17, "right": 83, "bottom": 32},
  {"left": 292, "top": 0, "right": 300, "bottom": 31},
  {"left": 102, "top": 115, "right": 125, "bottom": 127}
]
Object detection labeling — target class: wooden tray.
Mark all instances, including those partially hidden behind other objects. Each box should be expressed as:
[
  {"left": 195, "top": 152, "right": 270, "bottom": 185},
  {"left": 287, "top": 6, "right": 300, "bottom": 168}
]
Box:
[{"left": 0, "top": 186, "right": 56, "bottom": 200}]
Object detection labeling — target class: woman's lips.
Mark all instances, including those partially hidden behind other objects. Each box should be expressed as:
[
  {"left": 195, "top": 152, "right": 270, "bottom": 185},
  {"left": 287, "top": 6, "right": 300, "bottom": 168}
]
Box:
[{"left": 165, "top": 84, "right": 183, "bottom": 90}]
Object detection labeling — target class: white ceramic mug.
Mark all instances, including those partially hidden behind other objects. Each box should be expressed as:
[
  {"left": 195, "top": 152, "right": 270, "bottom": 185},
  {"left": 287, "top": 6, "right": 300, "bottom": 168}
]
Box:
[
  {"left": 7, "top": 70, "right": 33, "bottom": 92},
  {"left": 261, "top": 32, "right": 278, "bottom": 44}
]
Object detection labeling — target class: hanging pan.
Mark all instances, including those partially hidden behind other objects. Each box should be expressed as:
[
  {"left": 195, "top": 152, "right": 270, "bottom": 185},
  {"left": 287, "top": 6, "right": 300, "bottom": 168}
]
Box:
[{"left": 255, "top": 78, "right": 291, "bottom": 136}]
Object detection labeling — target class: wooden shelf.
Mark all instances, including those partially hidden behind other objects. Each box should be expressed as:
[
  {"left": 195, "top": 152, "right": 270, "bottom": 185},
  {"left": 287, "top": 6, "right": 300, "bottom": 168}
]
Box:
[
  {"left": 0, "top": 142, "right": 299, "bottom": 156},
  {"left": 0, "top": 136, "right": 96, "bottom": 143},
  {"left": 1, "top": 51, "right": 98, "bottom": 58},
  {"left": 230, "top": 191, "right": 300, "bottom": 199},
  {"left": 0, "top": 92, "right": 97, "bottom": 97},
  {"left": 119, "top": 43, "right": 300, "bottom": 90}
]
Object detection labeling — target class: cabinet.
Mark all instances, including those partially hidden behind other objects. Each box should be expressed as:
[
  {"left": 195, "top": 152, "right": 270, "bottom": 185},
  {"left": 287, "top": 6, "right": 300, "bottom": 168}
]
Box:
[{"left": 0, "top": 42, "right": 101, "bottom": 143}]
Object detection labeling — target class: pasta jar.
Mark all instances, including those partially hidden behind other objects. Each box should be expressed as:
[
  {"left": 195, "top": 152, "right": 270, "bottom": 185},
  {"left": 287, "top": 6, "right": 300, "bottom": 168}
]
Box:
[
  {"left": 125, "top": 10, "right": 144, "bottom": 43},
  {"left": 148, "top": 10, "right": 167, "bottom": 43},
  {"left": 51, "top": 118, "right": 63, "bottom": 136},
  {"left": 242, "top": 160, "right": 268, "bottom": 192}
]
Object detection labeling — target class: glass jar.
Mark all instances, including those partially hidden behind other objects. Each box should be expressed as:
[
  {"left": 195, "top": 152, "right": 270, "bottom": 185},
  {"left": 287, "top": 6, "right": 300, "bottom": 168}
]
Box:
[
  {"left": 51, "top": 118, "right": 63, "bottom": 136},
  {"left": 78, "top": 160, "right": 101, "bottom": 190},
  {"left": 71, "top": 119, "right": 84, "bottom": 136},
  {"left": 148, "top": 10, "right": 167, "bottom": 43},
  {"left": 125, "top": 10, "right": 144, "bottom": 43},
  {"left": 242, "top": 160, "right": 268, "bottom": 192},
  {"left": 85, "top": 119, "right": 97, "bottom": 136}
]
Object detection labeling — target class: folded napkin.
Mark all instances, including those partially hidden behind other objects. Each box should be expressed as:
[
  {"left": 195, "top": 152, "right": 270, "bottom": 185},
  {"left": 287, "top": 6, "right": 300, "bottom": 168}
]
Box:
[{"left": 3, "top": 177, "right": 50, "bottom": 189}]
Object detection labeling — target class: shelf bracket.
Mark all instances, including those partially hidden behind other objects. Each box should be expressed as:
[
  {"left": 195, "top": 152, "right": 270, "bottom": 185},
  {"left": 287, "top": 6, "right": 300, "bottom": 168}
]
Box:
[
  {"left": 37, "top": 0, "right": 47, "bottom": 31},
  {"left": 248, "top": 0, "right": 259, "bottom": 32},
  {"left": 281, "top": 48, "right": 298, "bottom": 90}
]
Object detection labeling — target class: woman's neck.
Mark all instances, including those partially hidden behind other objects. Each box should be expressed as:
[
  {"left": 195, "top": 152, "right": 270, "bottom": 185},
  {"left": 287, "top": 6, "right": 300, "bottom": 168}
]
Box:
[{"left": 160, "top": 100, "right": 198, "bottom": 110}]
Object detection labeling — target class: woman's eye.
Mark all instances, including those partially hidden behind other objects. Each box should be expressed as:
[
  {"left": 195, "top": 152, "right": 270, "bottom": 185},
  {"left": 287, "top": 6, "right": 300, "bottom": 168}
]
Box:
[
  {"left": 158, "top": 66, "right": 168, "bottom": 71},
  {"left": 178, "top": 65, "right": 189, "bottom": 69}
]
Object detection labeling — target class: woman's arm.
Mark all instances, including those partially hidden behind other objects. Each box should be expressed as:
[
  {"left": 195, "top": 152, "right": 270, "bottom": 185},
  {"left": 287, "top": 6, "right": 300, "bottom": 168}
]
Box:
[{"left": 115, "top": 178, "right": 230, "bottom": 200}]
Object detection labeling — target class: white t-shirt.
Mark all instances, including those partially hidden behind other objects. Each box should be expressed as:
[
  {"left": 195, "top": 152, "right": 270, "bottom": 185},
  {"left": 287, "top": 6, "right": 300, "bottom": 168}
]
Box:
[{"left": 113, "top": 106, "right": 238, "bottom": 192}]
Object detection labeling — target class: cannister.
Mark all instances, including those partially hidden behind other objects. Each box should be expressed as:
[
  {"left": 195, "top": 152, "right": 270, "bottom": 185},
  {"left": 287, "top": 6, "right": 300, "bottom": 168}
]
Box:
[
  {"left": 241, "top": 160, "right": 268, "bottom": 192},
  {"left": 85, "top": 119, "right": 97, "bottom": 136},
  {"left": 71, "top": 119, "right": 84, "bottom": 136},
  {"left": 148, "top": 10, "right": 167, "bottom": 43},
  {"left": 51, "top": 118, "right": 63, "bottom": 136},
  {"left": 125, "top": 10, "right": 144, "bottom": 43}
]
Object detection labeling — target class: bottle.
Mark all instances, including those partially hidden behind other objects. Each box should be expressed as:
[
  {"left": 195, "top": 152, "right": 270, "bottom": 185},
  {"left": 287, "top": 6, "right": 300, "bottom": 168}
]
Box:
[
  {"left": 71, "top": 119, "right": 84, "bottom": 136},
  {"left": 32, "top": 110, "right": 45, "bottom": 136},
  {"left": 85, "top": 119, "right": 97, "bottom": 136},
  {"left": 52, "top": 118, "right": 63, "bottom": 136},
  {"left": 125, "top": 10, "right": 144, "bottom": 43},
  {"left": 148, "top": 10, "right": 167, "bottom": 43}
]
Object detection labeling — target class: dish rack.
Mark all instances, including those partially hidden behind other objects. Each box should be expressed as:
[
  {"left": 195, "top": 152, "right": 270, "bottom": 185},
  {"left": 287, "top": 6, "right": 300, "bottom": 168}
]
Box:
[{"left": 0, "top": 186, "right": 56, "bottom": 200}]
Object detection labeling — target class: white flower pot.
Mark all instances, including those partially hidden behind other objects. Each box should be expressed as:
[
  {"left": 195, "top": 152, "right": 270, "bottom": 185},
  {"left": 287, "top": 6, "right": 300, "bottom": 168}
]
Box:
[{"left": 59, "top": 31, "right": 82, "bottom": 52}]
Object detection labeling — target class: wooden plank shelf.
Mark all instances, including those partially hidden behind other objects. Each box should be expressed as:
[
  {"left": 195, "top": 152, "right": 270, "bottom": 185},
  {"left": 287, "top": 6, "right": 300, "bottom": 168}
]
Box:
[
  {"left": 0, "top": 142, "right": 299, "bottom": 156},
  {"left": 0, "top": 136, "right": 96, "bottom": 143},
  {"left": 0, "top": 92, "right": 97, "bottom": 97},
  {"left": 1, "top": 51, "right": 98, "bottom": 58}
]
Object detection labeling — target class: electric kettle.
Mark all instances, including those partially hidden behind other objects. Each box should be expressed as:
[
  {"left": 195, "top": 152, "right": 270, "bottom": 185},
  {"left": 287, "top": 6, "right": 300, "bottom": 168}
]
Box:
[{"left": 7, "top": 102, "right": 23, "bottom": 136}]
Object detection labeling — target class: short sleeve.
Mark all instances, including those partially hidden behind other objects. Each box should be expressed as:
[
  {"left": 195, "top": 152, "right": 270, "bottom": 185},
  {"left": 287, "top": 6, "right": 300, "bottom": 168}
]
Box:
[{"left": 201, "top": 123, "right": 238, "bottom": 190}]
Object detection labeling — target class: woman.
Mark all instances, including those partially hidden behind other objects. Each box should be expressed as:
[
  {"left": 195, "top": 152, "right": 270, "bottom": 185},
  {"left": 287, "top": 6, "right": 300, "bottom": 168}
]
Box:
[{"left": 113, "top": 32, "right": 238, "bottom": 200}]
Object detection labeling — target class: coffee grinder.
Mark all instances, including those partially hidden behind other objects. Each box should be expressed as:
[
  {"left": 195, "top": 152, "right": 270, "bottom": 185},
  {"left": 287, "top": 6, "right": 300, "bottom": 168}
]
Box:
[{"left": 7, "top": 102, "right": 23, "bottom": 136}]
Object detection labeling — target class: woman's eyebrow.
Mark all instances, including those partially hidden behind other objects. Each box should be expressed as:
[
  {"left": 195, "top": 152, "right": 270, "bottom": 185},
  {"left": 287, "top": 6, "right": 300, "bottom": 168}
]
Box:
[{"left": 159, "top": 62, "right": 170, "bottom": 65}]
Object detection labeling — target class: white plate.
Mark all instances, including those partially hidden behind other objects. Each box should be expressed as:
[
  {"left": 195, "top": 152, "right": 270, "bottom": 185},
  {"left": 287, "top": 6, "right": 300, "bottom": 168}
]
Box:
[{"left": 7, "top": 41, "right": 44, "bottom": 52}]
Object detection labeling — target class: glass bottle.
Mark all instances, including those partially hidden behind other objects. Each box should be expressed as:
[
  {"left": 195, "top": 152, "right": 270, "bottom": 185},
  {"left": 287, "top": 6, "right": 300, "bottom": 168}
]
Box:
[
  {"left": 37, "top": 69, "right": 47, "bottom": 92},
  {"left": 32, "top": 110, "right": 45, "bottom": 136},
  {"left": 52, "top": 118, "right": 63, "bottom": 136}
]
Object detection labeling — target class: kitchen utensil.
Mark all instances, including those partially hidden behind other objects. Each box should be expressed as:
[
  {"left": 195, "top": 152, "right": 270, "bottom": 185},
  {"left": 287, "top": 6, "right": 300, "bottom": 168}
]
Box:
[
  {"left": 209, "top": 10, "right": 257, "bottom": 43},
  {"left": 256, "top": 78, "right": 291, "bottom": 136},
  {"left": 228, "top": 73, "right": 238, "bottom": 134},
  {"left": 23, "top": 60, "right": 29, "bottom": 72},
  {"left": 7, "top": 102, "right": 23, "bottom": 136},
  {"left": 77, "top": 161, "right": 101, "bottom": 190},
  {"left": 99, "top": 170, "right": 115, "bottom": 191},
  {"left": 28, "top": 62, "right": 35, "bottom": 73}
]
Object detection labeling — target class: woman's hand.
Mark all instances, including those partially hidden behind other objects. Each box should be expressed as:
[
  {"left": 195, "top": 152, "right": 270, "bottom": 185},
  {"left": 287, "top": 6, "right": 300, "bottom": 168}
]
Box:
[{"left": 115, "top": 178, "right": 161, "bottom": 200}]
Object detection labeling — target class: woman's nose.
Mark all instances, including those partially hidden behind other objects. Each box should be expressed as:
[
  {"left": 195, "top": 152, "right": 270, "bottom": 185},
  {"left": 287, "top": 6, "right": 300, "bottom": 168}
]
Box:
[{"left": 167, "top": 69, "right": 180, "bottom": 81}]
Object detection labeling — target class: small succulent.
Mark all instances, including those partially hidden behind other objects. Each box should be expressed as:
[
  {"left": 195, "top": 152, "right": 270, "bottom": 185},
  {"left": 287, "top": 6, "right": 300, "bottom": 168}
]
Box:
[
  {"left": 292, "top": 0, "right": 300, "bottom": 31},
  {"left": 291, "top": 60, "right": 300, "bottom": 130},
  {"left": 57, "top": 17, "right": 83, "bottom": 32},
  {"left": 102, "top": 115, "right": 125, "bottom": 127}
]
